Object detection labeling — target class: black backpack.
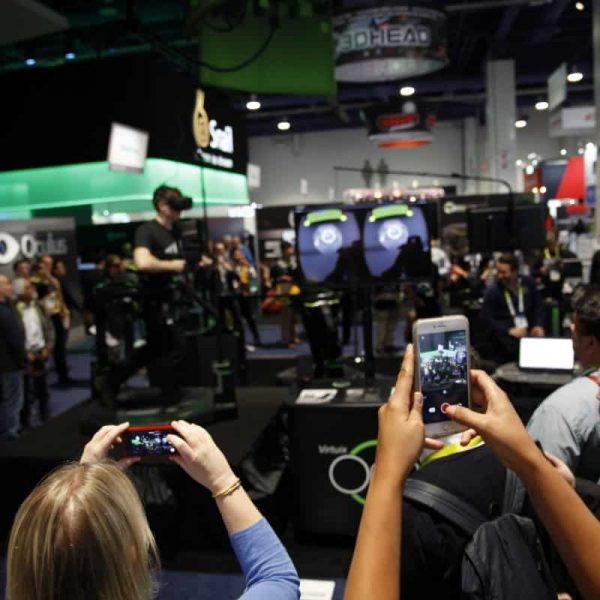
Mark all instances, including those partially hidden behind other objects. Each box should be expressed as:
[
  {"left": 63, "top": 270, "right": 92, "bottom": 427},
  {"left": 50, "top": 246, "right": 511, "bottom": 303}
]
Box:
[{"left": 404, "top": 475, "right": 557, "bottom": 600}]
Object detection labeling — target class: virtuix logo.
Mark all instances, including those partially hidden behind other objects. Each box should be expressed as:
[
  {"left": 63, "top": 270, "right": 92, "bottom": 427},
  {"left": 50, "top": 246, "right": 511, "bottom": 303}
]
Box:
[
  {"left": 318, "top": 445, "right": 348, "bottom": 455},
  {"left": 0, "top": 232, "right": 68, "bottom": 265}
]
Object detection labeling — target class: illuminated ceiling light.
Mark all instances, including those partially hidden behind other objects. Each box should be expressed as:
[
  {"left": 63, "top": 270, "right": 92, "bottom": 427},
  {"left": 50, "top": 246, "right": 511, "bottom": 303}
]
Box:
[
  {"left": 246, "top": 94, "right": 261, "bottom": 111},
  {"left": 532, "top": 159, "right": 539, "bottom": 166},
  {"left": 527, "top": 152, "right": 537, "bottom": 160},
  {"left": 25, "top": 57, "right": 36, "bottom": 66},
  {"left": 65, "top": 51, "right": 76, "bottom": 60},
  {"left": 277, "top": 118, "right": 291, "bottom": 131},
  {"left": 535, "top": 100, "right": 549, "bottom": 111},
  {"left": 575, "top": 1, "right": 584, "bottom": 10},
  {"left": 526, "top": 165, "right": 535, "bottom": 175},
  {"left": 560, "top": 148, "right": 567, "bottom": 156},
  {"left": 540, "top": 186, "right": 547, "bottom": 194},
  {"left": 532, "top": 187, "right": 539, "bottom": 194},
  {"left": 585, "top": 142, "right": 595, "bottom": 149},
  {"left": 567, "top": 67, "right": 584, "bottom": 83},
  {"left": 515, "top": 117, "right": 528, "bottom": 128},
  {"left": 516, "top": 159, "right": 523, "bottom": 167},
  {"left": 400, "top": 86, "right": 415, "bottom": 97},
  {"left": 409, "top": 196, "right": 417, "bottom": 202},
  {"left": 578, "top": 147, "right": 585, "bottom": 154}
]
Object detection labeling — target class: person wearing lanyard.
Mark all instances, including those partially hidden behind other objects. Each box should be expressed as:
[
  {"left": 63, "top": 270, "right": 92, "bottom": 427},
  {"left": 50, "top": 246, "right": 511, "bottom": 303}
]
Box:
[
  {"left": 480, "top": 252, "right": 545, "bottom": 362},
  {"left": 527, "top": 284, "right": 600, "bottom": 483},
  {"left": 534, "top": 229, "right": 577, "bottom": 302}
]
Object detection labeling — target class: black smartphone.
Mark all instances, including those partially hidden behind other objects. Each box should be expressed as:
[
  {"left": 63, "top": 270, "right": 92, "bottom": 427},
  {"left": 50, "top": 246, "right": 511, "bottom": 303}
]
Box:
[{"left": 122, "top": 425, "right": 177, "bottom": 461}]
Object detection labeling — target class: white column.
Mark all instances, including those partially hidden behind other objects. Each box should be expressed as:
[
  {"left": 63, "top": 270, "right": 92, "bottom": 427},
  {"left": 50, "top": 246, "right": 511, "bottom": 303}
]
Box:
[{"left": 486, "top": 60, "right": 518, "bottom": 194}]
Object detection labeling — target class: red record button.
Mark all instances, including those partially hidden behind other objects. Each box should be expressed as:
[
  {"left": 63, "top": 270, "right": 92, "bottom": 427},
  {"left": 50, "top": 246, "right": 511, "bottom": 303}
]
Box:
[{"left": 441, "top": 402, "right": 450, "bottom": 414}]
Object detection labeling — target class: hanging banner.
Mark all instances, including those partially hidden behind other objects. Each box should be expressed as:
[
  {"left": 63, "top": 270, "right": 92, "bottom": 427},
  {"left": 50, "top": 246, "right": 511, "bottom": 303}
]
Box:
[
  {"left": 192, "top": 88, "right": 248, "bottom": 174},
  {"left": 361, "top": 100, "right": 436, "bottom": 148},
  {"left": 334, "top": 5, "right": 448, "bottom": 83}
]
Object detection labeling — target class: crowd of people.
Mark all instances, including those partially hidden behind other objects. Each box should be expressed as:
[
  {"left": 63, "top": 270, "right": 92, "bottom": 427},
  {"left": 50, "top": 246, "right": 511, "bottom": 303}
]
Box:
[{"left": 0, "top": 255, "right": 79, "bottom": 440}]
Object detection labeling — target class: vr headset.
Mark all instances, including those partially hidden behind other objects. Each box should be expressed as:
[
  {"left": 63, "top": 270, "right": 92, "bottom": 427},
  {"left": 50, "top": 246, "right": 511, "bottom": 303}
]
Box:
[{"left": 167, "top": 195, "right": 193, "bottom": 211}]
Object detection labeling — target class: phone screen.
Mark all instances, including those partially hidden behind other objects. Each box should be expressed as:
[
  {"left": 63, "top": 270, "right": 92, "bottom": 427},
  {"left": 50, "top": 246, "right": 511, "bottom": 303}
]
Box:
[
  {"left": 123, "top": 427, "right": 177, "bottom": 457},
  {"left": 418, "top": 329, "right": 468, "bottom": 424}
]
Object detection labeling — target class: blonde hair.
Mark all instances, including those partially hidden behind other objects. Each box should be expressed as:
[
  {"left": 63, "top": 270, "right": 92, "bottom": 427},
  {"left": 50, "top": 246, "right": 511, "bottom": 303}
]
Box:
[{"left": 7, "top": 461, "right": 159, "bottom": 600}]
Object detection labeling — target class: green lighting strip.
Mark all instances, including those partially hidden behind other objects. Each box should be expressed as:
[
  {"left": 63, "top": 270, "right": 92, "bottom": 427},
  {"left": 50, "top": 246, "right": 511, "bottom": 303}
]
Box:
[{"left": 0, "top": 158, "right": 249, "bottom": 217}]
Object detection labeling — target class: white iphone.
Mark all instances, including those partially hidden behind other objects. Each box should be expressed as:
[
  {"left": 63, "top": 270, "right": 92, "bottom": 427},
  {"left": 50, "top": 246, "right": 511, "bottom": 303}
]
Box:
[{"left": 413, "top": 315, "right": 471, "bottom": 438}]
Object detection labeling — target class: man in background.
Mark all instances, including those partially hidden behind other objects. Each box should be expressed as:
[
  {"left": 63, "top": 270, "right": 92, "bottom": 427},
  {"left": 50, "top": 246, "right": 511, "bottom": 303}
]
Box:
[
  {"left": 0, "top": 274, "right": 26, "bottom": 439},
  {"left": 480, "top": 252, "right": 545, "bottom": 362}
]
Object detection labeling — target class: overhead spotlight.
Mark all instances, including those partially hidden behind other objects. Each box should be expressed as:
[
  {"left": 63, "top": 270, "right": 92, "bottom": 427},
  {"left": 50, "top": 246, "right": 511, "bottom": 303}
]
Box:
[
  {"left": 277, "top": 118, "right": 291, "bottom": 131},
  {"left": 532, "top": 159, "right": 539, "bottom": 166},
  {"left": 540, "top": 186, "right": 547, "bottom": 194},
  {"left": 25, "top": 57, "right": 36, "bottom": 66},
  {"left": 535, "top": 100, "right": 549, "bottom": 111},
  {"left": 515, "top": 117, "right": 528, "bottom": 128},
  {"left": 400, "top": 86, "right": 415, "bottom": 97},
  {"left": 560, "top": 148, "right": 568, "bottom": 156},
  {"left": 527, "top": 152, "right": 537, "bottom": 160},
  {"left": 532, "top": 187, "right": 539, "bottom": 194},
  {"left": 575, "top": 1, "right": 584, "bottom": 10},
  {"left": 65, "top": 51, "right": 76, "bottom": 60},
  {"left": 567, "top": 67, "right": 583, "bottom": 83},
  {"left": 526, "top": 165, "right": 535, "bottom": 175},
  {"left": 246, "top": 94, "right": 261, "bottom": 111},
  {"left": 578, "top": 147, "right": 585, "bottom": 155},
  {"left": 516, "top": 159, "right": 524, "bottom": 167}
]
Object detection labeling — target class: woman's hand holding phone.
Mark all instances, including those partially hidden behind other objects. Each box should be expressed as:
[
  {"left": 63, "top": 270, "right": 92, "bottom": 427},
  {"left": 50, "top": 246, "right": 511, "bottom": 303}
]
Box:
[
  {"left": 445, "top": 370, "right": 544, "bottom": 474},
  {"left": 80, "top": 422, "right": 140, "bottom": 469},
  {"left": 374, "top": 345, "right": 441, "bottom": 486},
  {"left": 167, "top": 420, "right": 238, "bottom": 495}
]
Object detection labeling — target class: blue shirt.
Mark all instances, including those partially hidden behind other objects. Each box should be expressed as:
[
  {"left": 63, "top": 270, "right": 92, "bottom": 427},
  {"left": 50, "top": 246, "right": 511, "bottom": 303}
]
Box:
[{"left": 230, "top": 518, "right": 300, "bottom": 599}]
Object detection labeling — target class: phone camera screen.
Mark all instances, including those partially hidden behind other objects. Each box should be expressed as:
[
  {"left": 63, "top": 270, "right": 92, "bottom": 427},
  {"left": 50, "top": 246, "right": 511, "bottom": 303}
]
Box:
[
  {"left": 419, "top": 330, "right": 468, "bottom": 424},
  {"left": 125, "top": 429, "right": 176, "bottom": 456}
]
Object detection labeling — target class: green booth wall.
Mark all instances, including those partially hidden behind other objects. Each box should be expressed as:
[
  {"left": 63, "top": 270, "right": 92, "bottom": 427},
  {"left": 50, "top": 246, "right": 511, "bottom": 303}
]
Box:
[{"left": 0, "top": 158, "right": 250, "bottom": 224}]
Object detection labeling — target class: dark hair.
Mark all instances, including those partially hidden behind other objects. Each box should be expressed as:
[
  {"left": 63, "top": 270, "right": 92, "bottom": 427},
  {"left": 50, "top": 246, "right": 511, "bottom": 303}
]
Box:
[
  {"left": 152, "top": 185, "right": 182, "bottom": 211},
  {"left": 496, "top": 252, "right": 519, "bottom": 273},
  {"left": 13, "top": 259, "right": 29, "bottom": 273},
  {"left": 572, "top": 285, "right": 600, "bottom": 344},
  {"left": 105, "top": 254, "right": 122, "bottom": 269}
]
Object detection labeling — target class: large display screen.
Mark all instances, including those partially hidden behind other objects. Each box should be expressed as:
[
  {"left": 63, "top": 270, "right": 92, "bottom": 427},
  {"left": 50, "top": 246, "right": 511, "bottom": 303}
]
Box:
[
  {"left": 295, "top": 202, "right": 432, "bottom": 285},
  {"left": 418, "top": 329, "right": 468, "bottom": 424}
]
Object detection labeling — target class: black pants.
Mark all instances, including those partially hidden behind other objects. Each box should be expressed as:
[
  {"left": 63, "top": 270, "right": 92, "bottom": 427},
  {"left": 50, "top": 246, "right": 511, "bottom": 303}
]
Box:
[
  {"left": 107, "top": 301, "right": 185, "bottom": 400},
  {"left": 51, "top": 314, "right": 69, "bottom": 382},
  {"left": 238, "top": 296, "right": 261, "bottom": 344},
  {"left": 21, "top": 371, "right": 49, "bottom": 427}
]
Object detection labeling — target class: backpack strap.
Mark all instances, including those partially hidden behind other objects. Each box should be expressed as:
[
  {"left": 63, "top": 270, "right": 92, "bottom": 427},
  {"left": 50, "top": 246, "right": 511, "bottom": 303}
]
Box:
[
  {"left": 502, "top": 469, "right": 526, "bottom": 515},
  {"left": 403, "top": 479, "right": 488, "bottom": 538}
]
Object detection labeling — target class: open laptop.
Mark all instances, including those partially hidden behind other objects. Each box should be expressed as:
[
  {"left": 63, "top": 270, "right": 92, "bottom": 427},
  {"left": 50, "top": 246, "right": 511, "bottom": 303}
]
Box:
[{"left": 518, "top": 337, "right": 575, "bottom": 373}]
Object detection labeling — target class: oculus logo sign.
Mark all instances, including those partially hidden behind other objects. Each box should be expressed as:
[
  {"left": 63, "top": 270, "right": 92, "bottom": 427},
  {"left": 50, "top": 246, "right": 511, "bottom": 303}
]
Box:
[
  {"left": 322, "top": 439, "right": 378, "bottom": 506},
  {"left": 0, "top": 232, "right": 68, "bottom": 265},
  {"left": 334, "top": 6, "right": 448, "bottom": 83},
  {"left": 193, "top": 89, "right": 236, "bottom": 170}
]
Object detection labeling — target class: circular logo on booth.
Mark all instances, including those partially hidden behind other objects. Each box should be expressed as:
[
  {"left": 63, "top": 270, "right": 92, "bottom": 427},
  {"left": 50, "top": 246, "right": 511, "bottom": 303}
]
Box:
[
  {"left": 328, "top": 439, "right": 377, "bottom": 505},
  {"left": 0, "top": 233, "right": 20, "bottom": 265}
]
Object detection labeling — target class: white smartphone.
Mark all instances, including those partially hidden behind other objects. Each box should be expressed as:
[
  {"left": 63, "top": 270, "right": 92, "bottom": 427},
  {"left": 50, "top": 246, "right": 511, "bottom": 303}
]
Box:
[{"left": 413, "top": 315, "right": 471, "bottom": 438}]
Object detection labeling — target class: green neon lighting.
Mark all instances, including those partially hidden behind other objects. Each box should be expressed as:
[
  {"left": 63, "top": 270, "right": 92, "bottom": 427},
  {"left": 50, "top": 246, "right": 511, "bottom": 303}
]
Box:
[
  {"left": 0, "top": 159, "right": 249, "bottom": 218},
  {"left": 350, "top": 439, "right": 378, "bottom": 506},
  {"left": 304, "top": 209, "right": 347, "bottom": 227},
  {"left": 368, "top": 204, "right": 413, "bottom": 223}
]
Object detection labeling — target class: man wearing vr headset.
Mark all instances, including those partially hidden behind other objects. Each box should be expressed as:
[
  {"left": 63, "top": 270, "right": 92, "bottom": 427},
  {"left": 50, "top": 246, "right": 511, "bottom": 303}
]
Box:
[
  {"left": 102, "top": 186, "right": 193, "bottom": 405},
  {"left": 133, "top": 185, "right": 192, "bottom": 284}
]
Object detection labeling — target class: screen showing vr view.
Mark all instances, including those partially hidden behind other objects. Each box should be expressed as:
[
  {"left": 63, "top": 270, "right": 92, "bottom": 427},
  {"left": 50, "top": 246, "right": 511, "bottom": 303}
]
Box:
[
  {"left": 124, "top": 429, "right": 176, "bottom": 456},
  {"left": 295, "top": 203, "right": 431, "bottom": 285},
  {"left": 418, "top": 330, "right": 468, "bottom": 424}
]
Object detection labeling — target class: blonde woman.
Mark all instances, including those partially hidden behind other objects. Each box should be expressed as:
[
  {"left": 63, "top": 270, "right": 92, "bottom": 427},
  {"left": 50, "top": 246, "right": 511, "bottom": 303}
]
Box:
[{"left": 7, "top": 421, "right": 300, "bottom": 600}]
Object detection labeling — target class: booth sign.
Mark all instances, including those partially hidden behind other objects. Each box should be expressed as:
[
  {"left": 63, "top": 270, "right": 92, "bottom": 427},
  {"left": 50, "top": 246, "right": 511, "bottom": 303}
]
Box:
[{"left": 334, "top": 5, "right": 448, "bottom": 83}]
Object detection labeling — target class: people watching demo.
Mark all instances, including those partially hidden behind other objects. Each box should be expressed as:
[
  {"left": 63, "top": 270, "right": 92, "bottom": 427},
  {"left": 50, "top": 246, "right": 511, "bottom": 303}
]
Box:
[
  {"left": 13, "top": 277, "right": 54, "bottom": 428},
  {"left": 6, "top": 420, "right": 299, "bottom": 599},
  {"left": 0, "top": 273, "right": 26, "bottom": 441},
  {"left": 344, "top": 346, "right": 600, "bottom": 600},
  {"left": 480, "top": 252, "right": 545, "bottom": 362}
]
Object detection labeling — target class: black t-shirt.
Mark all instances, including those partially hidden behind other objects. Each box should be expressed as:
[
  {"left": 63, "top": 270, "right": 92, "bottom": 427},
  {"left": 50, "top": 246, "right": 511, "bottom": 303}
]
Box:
[{"left": 134, "top": 220, "right": 181, "bottom": 289}]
